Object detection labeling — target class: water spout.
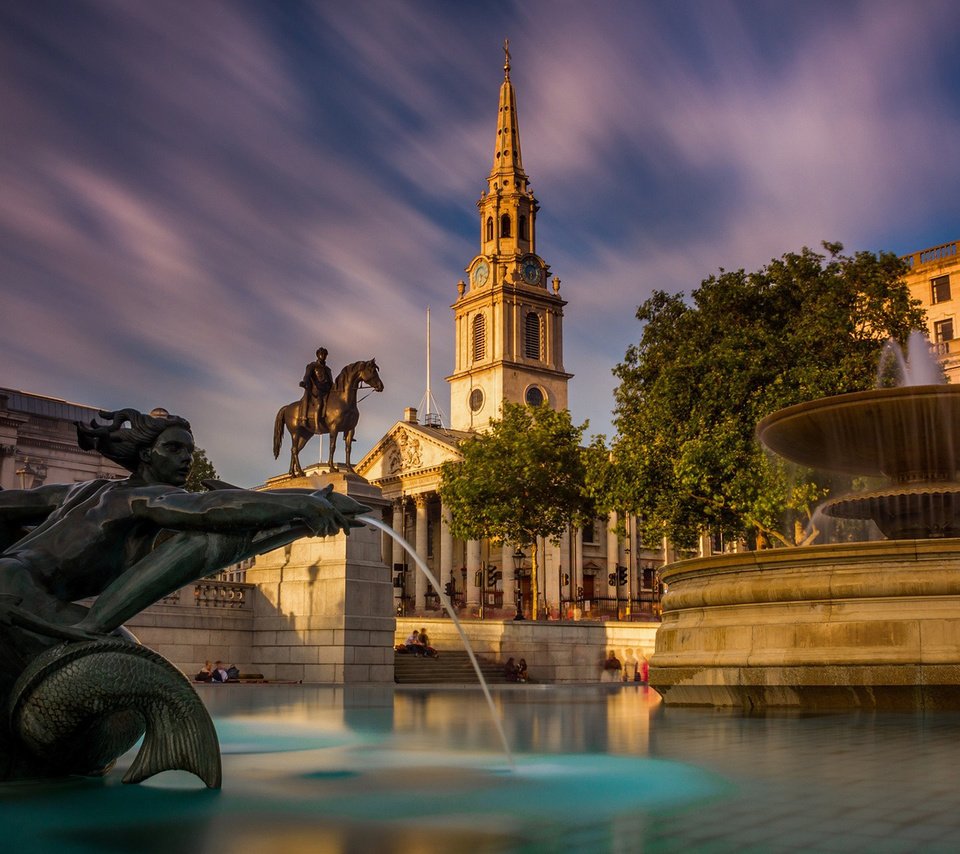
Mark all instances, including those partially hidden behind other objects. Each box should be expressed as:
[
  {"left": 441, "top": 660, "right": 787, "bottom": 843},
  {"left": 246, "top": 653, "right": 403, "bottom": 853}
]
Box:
[
  {"left": 358, "top": 514, "right": 515, "bottom": 769},
  {"left": 878, "top": 330, "right": 944, "bottom": 387}
]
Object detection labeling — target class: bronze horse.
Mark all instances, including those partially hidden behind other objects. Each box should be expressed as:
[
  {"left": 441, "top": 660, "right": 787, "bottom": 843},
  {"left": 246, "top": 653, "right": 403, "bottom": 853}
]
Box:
[{"left": 274, "top": 359, "right": 383, "bottom": 476}]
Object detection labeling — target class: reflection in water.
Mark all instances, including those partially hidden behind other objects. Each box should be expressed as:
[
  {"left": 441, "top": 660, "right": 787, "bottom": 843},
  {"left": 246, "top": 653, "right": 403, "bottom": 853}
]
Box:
[{"left": 7, "top": 685, "right": 960, "bottom": 853}]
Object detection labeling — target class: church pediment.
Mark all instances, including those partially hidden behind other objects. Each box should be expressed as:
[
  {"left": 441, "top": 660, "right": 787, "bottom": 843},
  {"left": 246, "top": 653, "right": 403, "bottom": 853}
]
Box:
[{"left": 357, "top": 422, "right": 463, "bottom": 482}]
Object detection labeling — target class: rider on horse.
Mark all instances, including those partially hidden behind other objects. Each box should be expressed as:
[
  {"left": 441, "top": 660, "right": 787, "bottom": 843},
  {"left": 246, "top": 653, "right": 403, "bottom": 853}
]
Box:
[{"left": 299, "top": 347, "right": 334, "bottom": 432}]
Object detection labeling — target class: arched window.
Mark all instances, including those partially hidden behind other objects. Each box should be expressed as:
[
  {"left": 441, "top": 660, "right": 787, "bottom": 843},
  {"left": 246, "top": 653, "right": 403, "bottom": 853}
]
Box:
[
  {"left": 525, "top": 312, "right": 542, "bottom": 360},
  {"left": 500, "top": 214, "right": 511, "bottom": 238},
  {"left": 486, "top": 217, "right": 493, "bottom": 242},
  {"left": 519, "top": 215, "right": 528, "bottom": 240},
  {"left": 473, "top": 313, "right": 486, "bottom": 361}
]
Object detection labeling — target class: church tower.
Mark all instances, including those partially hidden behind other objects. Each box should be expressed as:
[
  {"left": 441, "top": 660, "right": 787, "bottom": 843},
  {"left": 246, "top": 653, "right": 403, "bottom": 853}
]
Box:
[{"left": 447, "top": 42, "right": 571, "bottom": 431}]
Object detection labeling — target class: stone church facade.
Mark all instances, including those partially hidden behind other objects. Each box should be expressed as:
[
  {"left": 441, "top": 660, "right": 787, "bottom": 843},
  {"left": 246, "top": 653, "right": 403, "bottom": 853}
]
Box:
[{"left": 357, "top": 50, "right": 664, "bottom": 622}]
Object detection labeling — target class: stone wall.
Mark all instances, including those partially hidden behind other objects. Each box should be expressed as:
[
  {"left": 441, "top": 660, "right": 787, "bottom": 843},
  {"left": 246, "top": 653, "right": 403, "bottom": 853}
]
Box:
[{"left": 397, "top": 617, "right": 659, "bottom": 683}]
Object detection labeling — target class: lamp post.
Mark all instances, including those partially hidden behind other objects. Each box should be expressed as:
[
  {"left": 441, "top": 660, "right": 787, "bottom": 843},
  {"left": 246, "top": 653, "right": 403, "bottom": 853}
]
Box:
[{"left": 512, "top": 547, "right": 525, "bottom": 621}]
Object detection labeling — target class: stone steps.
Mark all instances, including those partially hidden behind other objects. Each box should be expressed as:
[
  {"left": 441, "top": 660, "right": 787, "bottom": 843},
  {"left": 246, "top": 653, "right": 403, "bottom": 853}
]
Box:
[{"left": 394, "top": 650, "right": 510, "bottom": 684}]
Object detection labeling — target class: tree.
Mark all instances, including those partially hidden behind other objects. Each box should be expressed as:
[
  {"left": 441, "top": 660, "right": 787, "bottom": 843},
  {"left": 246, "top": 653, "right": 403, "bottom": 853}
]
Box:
[
  {"left": 438, "top": 403, "right": 592, "bottom": 619},
  {"left": 608, "top": 242, "right": 926, "bottom": 550},
  {"left": 184, "top": 447, "right": 218, "bottom": 493}
]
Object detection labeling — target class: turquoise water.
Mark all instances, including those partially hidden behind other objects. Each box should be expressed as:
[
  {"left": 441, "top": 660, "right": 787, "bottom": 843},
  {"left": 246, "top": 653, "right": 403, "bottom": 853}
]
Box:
[{"left": 5, "top": 684, "right": 960, "bottom": 852}]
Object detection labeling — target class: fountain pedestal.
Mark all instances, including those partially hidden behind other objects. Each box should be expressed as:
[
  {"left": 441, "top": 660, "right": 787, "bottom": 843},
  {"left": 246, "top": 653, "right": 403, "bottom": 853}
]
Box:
[
  {"left": 245, "top": 470, "right": 395, "bottom": 683},
  {"left": 652, "top": 539, "right": 960, "bottom": 710},
  {"left": 651, "top": 384, "right": 960, "bottom": 709}
]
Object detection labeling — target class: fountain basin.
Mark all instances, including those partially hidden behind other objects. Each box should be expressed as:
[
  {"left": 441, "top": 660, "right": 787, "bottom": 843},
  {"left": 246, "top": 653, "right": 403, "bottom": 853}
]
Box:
[
  {"left": 757, "top": 384, "right": 960, "bottom": 480},
  {"left": 650, "top": 538, "right": 960, "bottom": 710}
]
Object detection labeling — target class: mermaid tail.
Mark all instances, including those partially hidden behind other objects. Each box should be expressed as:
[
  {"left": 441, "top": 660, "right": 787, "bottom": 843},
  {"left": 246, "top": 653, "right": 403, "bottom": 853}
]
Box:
[{"left": 8, "top": 638, "right": 221, "bottom": 788}]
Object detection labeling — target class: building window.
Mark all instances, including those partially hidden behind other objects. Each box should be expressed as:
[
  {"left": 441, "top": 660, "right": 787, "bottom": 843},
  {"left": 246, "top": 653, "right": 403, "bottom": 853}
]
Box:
[
  {"left": 486, "top": 217, "right": 493, "bottom": 242},
  {"left": 469, "top": 388, "right": 484, "bottom": 412},
  {"left": 582, "top": 520, "right": 596, "bottom": 544},
  {"left": 935, "top": 318, "right": 954, "bottom": 343},
  {"left": 472, "top": 314, "right": 486, "bottom": 361},
  {"left": 524, "top": 312, "right": 542, "bottom": 359},
  {"left": 519, "top": 215, "right": 528, "bottom": 240},
  {"left": 500, "top": 214, "right": 511, "bottom": 238},
  {"left": 932, "top": 275, "right": 951, "bottom": 304},
  {"left": 525, "top": 386, "right": 544, "bottom": 407}
]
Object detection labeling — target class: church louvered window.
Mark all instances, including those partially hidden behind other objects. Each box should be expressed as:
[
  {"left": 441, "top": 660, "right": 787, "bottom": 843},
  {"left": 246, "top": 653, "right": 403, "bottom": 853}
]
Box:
[
  {"left": 525, "top": 312, "right": 542, "bottom": 359},
  {"left": 501, "top": 214, "right": 511, "bottom": 238},
  {"left": 519, "top": 215, "right": 527, "bottom": 240},
  {"left": 473, "top": 313, "right": 486, "bottom": 361},
  {"left": 486, "top": 217, "right": 494, "bottom": 241}
]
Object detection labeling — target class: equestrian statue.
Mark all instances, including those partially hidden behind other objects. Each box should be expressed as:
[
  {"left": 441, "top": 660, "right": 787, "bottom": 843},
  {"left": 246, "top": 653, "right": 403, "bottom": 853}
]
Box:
[
  {"left": 0, "top": 407, "right": 370, "bottom": 788},
  {"left": 274, "top": 348, "right": 384, "bottom": 477}
]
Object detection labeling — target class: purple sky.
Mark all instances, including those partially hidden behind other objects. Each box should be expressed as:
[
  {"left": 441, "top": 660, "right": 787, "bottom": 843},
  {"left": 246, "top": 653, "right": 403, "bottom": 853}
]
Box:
[{"left": 3, "top": 1, "right": 960, "bottom": 486}]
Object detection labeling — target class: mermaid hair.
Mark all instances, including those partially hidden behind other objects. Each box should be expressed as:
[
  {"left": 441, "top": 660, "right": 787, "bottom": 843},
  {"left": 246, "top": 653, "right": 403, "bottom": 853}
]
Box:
[{"left": 76, "top": 408, "right": 192, "bottom": 473}]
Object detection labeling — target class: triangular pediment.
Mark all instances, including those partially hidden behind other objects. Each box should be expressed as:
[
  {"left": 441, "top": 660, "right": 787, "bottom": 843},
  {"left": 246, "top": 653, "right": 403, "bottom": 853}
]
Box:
[{"left": 356, "top": 421, "right": 467, "bottom": 482}]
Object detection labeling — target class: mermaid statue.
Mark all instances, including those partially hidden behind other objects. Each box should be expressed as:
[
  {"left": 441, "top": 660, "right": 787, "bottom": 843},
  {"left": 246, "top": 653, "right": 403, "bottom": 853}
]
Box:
[{"left": 0, "top": 407, "right": 369, "bottom": 788}]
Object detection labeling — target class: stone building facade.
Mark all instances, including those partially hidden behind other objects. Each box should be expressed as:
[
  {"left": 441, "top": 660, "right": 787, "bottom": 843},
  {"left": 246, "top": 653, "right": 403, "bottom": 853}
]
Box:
[
  {"left": 356, "top": 50, "right": 663, "bottom": 622},
  {"left": 0, "top": 387, "right": 127, "bottom": 489},
  {"left": 903, "top": 239, "right": 960, "bottom": 381}
]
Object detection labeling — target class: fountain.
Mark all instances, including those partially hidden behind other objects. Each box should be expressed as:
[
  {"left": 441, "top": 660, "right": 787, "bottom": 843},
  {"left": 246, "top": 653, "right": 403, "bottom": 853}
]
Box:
[{"left": 650, "top": 336, "right": 960, "bottom": 710}]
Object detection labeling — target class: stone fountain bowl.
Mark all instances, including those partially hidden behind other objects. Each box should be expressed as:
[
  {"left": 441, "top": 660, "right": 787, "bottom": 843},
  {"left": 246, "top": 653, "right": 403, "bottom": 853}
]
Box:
[{"left": 756, "top": 384, "right": 960, "bottom": 481}]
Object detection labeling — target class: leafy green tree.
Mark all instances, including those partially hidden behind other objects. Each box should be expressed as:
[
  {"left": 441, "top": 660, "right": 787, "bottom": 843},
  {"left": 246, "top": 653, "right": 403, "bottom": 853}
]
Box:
[
  {"left": 608, "top": 242, "right": 926, "bottom": 550},
  {"left": 439, "top": 403, "right": 592, "bottom": 619},
  {"left": 185, "top": 447, "right": 218, "bottom": 493}
]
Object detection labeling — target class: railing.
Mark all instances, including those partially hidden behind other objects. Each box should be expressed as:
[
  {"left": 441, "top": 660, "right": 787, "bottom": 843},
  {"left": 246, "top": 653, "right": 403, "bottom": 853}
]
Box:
[
  {"left": 903, "top": 241, "right": 958, "bottom": 268},
  {"left": 560, "top": 594, "right": 662, "bottom": 621},
  {"left": 933, "top": 340, "right": 952, "bottom": 356},
  {"left": 193, "top": 580, "right": 252, "bottom": 609}
]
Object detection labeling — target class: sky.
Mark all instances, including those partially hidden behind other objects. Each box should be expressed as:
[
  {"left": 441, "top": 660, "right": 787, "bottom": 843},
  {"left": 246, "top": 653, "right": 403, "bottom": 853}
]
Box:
[{"left": 3, "top": 0, "right": 960, "bottom": 487}]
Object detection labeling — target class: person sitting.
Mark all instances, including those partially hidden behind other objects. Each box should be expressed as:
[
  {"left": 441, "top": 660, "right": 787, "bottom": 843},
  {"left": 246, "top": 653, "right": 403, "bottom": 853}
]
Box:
[
  {"left": 405, "top": 629, "right": 425, "bottom": 656},
  {"left": 418, "top": 627, "right": 439, "bottom": 659},
  {"left": 503, "top": 657, "right": 519, "bottom": 682},
  {"left": 516, "top": 658, "right": 528, "bottom": 683},
  {"left": 195, "top": 660, "right": 213, "bottom": 682},
  {"left": 211, "top": 660, "right": 229, "bottom": 682},
  {"left": 226, "top": 664, "right": 240, "bottom": 681}
]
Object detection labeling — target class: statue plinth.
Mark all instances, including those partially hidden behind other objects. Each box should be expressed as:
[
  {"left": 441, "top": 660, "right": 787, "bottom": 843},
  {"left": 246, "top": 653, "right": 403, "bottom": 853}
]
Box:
[{"left": 246, "top": 470, "right": 395, "bottom": 683}]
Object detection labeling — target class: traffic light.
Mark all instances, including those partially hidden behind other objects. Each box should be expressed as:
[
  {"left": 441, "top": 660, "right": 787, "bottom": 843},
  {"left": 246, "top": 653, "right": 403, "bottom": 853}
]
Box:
[
  {"left": 608, "top": 572, "right": 616, "bottom": 587},
  {"left": 444, "top": 581, "right": 454, "bottom": 597},
  {"left": 474, "top": 569, "right": 483, "bottom": 588},
  {"left": 617, "top": 565, "right": 628, "bottom": 586},
  {"left": 561, "top": 573, "right": 570, "bottom": 586},
  {"left": 488, "top": 566, "right": 502, "bottom": 585}
]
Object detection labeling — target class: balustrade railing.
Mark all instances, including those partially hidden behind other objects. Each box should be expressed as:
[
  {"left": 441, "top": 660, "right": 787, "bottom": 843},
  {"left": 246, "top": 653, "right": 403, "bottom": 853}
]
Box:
[
  {"left": 903, "top": 241, "right": 958, "bottom": 268},
  {"left": 193, "top": 580, "right": 252, "bottom": 609}
]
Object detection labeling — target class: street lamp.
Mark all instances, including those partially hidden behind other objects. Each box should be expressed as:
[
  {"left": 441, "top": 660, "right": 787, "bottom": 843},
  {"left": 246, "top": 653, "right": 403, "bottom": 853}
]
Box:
[{"left": 512, "top": 547, "right": 525, "bottom": 621}]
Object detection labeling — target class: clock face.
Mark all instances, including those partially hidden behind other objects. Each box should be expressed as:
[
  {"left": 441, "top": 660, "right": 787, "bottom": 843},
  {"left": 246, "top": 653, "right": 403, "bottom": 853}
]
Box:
[
  {"left": 473, "top": 262, "right": 489, "bottom": 286},
  {"left": 522, "top": 258, "right": 541, "bottom": 285}
]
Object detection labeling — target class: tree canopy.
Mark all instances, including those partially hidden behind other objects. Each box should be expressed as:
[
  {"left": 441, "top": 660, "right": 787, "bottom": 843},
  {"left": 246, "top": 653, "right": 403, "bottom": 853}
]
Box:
[
  {"left": 605, "top": 242, "right": 926, "bottom": 550},
  {"left": 440, "top": 402, "right": 591, "bottom": 545},
  {"left": 185, "top": 447, "right": 218, "bottom": 493},
  {"left": 439, "top": 403, "right": 592, "bottom": 617}
]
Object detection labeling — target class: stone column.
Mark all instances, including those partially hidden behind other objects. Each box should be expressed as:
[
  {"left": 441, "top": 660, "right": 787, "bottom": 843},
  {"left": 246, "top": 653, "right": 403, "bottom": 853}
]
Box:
[
  {"left": 607, "top": 510, "right": 619, "bottom": 596},
  {"left": 392, "top": 497, "right": 406, "bottom": 604},
  {"left": 466, "top": 539, "right": 481, "bottom": 608},
  {"left": 414, "top": 494, "right": 429, "bottom": 612},
  {"left": 440, "top": 503, "right": 454, "bottom": 595},
  {"left": 501, "top": 542, "right": 516, "bottom": 614}
]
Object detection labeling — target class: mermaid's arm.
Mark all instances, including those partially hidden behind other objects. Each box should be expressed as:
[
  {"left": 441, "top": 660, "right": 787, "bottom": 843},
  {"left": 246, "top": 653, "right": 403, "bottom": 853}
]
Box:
[{"left": 129, "top": 484, "right": 369, "bottom": 537}]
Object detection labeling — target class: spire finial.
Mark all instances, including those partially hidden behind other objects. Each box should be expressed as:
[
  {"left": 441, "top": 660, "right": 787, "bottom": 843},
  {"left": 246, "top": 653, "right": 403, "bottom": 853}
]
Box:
[{"left": 503, "top": 38, "right": 511, "bottom": 80}]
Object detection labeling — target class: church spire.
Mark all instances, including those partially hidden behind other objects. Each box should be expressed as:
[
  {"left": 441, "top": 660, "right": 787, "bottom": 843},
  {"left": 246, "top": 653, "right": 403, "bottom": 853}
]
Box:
[{"left": 488, "top": 38, "right": 528, "bottom": 196}]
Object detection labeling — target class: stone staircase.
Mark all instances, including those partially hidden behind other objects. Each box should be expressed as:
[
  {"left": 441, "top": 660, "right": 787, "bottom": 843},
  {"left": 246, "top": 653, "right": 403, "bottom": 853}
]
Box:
[{"left": 394, "top": 650, "right": 510, "bottom": 684}]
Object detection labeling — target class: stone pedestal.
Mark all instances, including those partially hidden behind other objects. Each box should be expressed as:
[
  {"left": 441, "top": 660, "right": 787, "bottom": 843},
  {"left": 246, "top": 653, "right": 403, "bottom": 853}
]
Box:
[
  {"left": 244, "top": 470, "right": 394, "bottom": 683},
  {"left": 650, "top": 539, "right": 960, "bottom": 710}
]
